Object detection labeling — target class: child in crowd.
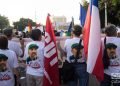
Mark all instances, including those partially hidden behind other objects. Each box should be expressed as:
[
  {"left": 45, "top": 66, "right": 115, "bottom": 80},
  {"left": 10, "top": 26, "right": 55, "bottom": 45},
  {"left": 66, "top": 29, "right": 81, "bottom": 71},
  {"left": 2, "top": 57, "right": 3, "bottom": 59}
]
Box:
[{"left": 68, "top": 43, "right": 89, "bottom": 86}]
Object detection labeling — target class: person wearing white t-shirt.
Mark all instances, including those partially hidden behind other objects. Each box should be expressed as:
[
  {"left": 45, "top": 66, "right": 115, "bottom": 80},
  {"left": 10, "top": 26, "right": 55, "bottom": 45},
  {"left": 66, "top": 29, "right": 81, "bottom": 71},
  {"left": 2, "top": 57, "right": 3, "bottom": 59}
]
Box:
[
  {"left": 101, "top": 43, "right": 120, "bottom": 86},
  {"left": 0, "top": 35, "right": 19, "bottom": 86},
  {"left": 3, "top": 28, "right": 24, "bottom": 57},
  {"left": 101, "top": 25, "right": 120, "bottom": 86},
  {"left": 24, "top": 29, "right": 44, "bottom": 86},
  {"left": 64, "top": 25, "right": 83, "bottom": 62},
  {"left": 60, "top": 25, "right": 87, "bottom": 85},
  {"left": 0, "top": 54, "right": 15, "bottom": 86}
]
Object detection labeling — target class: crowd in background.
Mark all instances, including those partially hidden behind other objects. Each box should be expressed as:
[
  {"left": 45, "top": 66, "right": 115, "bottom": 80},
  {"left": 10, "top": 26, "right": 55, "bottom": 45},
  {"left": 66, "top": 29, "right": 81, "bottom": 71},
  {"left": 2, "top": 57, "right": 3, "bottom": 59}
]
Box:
[{"left": 0, "top": 24, "right": 120, "bottom": 86}]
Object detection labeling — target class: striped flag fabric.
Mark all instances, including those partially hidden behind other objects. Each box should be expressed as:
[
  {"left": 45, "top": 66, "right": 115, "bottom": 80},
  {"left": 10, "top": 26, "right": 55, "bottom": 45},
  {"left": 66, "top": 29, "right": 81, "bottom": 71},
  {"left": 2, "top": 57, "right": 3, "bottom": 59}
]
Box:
[
  {"left": 43, "top": 14, "right": 59, "bottom": 86},
  {"left": 83, "top": 0, "right": 104, "bottom": 81}
]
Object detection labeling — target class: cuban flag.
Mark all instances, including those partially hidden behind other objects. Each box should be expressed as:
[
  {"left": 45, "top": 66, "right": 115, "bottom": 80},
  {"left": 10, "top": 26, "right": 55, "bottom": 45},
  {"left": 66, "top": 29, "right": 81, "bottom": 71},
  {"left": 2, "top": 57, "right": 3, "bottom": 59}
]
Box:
[
  {"left": 83, "top": 0, "right": 104, "bottom": 81},
  {"left": 43, "top": 14, "right": 59, "bottom": 86}
]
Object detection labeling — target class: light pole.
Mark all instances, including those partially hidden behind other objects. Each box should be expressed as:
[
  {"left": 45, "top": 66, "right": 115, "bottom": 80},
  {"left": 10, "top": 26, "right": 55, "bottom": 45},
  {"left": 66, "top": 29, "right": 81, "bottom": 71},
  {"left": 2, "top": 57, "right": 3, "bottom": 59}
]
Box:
[{"left": 104, "top": 0, "right": 107, "bottom": 27}]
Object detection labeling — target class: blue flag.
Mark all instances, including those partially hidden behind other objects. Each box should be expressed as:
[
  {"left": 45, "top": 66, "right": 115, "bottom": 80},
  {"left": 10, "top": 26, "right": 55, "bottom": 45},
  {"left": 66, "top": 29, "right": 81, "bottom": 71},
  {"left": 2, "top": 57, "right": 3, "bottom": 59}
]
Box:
[
  {"left": 79, "top": 4, "right": 87, "bottom": 27},
  {"left": 67, "top": 17, "right": 74, "bottom": 36},
  {"left": 68, "top": 17, "right": 74, "bottom": 32}
]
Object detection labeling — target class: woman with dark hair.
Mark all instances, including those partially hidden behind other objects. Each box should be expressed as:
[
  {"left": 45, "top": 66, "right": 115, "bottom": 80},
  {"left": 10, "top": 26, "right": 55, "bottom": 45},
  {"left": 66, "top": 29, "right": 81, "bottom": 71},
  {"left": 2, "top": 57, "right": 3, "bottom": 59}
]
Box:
[
  {"left": 0, "top": 35, "right": 19, "bottom": 86},
  {"left": 0, "top": 35, "right": 8, "bottom": 49}
]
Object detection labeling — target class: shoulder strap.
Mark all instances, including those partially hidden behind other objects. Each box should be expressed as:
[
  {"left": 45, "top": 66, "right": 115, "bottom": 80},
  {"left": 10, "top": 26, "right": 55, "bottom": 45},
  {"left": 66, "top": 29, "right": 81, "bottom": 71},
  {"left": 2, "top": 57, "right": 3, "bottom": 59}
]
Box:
[
  {"left": 104, "top": 37, "right": 106, "bottom": 47},
  {"left": 103, "top": 37, "right": 110, "bottom": 69},
  {"left": 76, "top": 39, "right": 82, "bottom": 59}
]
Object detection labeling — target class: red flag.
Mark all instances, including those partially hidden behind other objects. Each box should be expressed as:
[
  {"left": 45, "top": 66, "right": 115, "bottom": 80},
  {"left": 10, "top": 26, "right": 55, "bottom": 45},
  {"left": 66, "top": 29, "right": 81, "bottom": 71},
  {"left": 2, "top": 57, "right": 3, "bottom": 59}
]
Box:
[
  {"left": 43, "top": 14, "right": 59, "bottom": 86},
  {"left": 83, "top": 0, "right": 104, "bottom": 81}
]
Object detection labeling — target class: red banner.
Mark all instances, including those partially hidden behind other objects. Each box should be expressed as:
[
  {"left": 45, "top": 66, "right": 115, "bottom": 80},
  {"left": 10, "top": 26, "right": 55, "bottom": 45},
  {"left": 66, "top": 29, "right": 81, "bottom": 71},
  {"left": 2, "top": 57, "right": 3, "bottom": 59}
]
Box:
[{"left": 43, "top": 14, "right": 59, "bottom": 86}]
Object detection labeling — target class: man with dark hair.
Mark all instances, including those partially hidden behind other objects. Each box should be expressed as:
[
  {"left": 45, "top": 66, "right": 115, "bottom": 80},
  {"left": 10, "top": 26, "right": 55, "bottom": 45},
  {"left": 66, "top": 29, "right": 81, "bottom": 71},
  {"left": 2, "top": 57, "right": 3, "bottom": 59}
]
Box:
[
  {"left": 24, "top": 29, "right": 44, "bottom": 86},
  {"left": 64, "top": 25, "right": 82, "bottom": 62},
  {"left": 26, "top": 44, "right": 43, "bottom": 86},
  {"left": 72, "top": 25, "right": 82, "bottom": 37},
  {"left": 105, "top": 24, "right": 117, "bottom": 37},
  {"left": 101, "top": 43, "right": 120, "bottom": 86},
  {"left": 101, "top": 24, "right": 120, "bottom": 85},
  {"left": 30, "top": 29, "right": 42, "bottom": 41},
  {"left": 0, "top": 54, "right": 15, "bottom": 86},
  {"left": 59, "top": 25, "right": 86, "bottom": 85},
  {"left": 0, "top": 35, "right": 19, "bottom": 86},
  {"left": 3, "top": 28, "right": 24, "bottom": 57}
]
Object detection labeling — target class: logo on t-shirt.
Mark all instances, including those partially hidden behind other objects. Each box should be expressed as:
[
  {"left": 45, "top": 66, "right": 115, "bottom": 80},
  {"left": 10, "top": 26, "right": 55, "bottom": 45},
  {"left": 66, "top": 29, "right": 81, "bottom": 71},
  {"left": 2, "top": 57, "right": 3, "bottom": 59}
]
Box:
[
  {"left": 28, "top": 61, "right": 41, "bottom": 69},
  {"left": 110, "top": 57, "right": 120, "bottom": 66},
  {"left": 0, "top": 71, "right": 11, "bottom": 81}
]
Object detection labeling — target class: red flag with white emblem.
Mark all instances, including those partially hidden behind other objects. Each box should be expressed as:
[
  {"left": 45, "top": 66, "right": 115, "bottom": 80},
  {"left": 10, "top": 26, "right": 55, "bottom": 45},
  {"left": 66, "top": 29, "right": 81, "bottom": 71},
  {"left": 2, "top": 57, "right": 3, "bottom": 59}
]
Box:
[{"left": 43, "top": 14, "right": 59, "bottom": 86}]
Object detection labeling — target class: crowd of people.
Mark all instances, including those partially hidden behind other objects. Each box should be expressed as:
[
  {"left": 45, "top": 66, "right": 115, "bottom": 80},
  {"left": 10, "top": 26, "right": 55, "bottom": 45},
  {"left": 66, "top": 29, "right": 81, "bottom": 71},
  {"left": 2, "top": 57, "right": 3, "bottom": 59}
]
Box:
[{"left": 0, "top": 24, "right": 120, "bottom": 86}]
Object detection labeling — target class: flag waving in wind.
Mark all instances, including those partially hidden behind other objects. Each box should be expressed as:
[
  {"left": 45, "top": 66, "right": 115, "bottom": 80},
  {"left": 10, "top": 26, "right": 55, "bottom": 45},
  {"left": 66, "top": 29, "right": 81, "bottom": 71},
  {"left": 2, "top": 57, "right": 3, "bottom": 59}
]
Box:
[
  {"left": 83, "top": 0, "right": 104, "bottom": 81},
  {"left": 79, "top": 4, "right": 87, "bottom": 27},
  {"left": 67, "top": 17, "right": 74, "bottom": 36},
  {"left": 43, "top": 14, "right": 59, "bottom": 86}
]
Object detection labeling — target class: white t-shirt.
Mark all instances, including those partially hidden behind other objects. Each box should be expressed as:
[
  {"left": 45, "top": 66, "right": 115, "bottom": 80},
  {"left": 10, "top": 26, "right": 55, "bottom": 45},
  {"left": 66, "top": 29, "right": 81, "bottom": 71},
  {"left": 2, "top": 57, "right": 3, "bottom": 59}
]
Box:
[
  {"left": 0, "top": 67, "right": 14, "bottom": 86},
  {"left": 26, "top": 58, "right": 44, "bottom": 76},
  {"left": 0, "top": 49, "right": 18, "bottom": 86},
  {"left": 64, "top": 37, "right": 85, "bottom": 62},
  {"left": 0, "top": 49, "right": 19, "bottom": 69},
  {"left": 8, "top": 40, "right": 23, "bottom": 57},
  {"left": 102, "top": 37, "right": 120, "bottom": 76},
  {"left": 24, "top": 41, "right": 44, "bottom": 76}
]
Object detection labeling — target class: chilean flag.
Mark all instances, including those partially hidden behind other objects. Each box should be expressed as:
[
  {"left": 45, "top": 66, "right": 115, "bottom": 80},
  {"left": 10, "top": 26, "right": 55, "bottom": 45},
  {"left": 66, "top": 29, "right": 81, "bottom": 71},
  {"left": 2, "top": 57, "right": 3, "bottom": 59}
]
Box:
[
  {"left": 43, "top": 14, "right": 59, "bottom": 86},
  {"left": 83, "top": 0, "right": 104, "bottom": 81}
]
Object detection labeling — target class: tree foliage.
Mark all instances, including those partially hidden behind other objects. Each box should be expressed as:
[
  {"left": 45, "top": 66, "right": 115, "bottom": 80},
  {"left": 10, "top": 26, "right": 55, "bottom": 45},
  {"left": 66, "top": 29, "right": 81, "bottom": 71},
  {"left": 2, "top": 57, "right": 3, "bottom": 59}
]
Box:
[
  {"left": 0, "top": 15, "right": 9, "bottom": 32},
  {"left": 13, "top": 18, "right": 36, "bottom": 31},
  {"left": 99, "top": 0, "right": 120, "bottom": 27},
  {"left": 83, "top": 0, "right": 120, "bottom": 28}
]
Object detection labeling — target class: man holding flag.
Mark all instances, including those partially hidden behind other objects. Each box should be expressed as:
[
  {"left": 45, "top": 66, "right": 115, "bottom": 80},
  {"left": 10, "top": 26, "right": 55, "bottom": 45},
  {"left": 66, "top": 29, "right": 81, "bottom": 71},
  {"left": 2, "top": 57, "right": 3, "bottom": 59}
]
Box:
[
  {"left": 43, "top": 14, "right": 59, "bottom": 86},
  {"left": 83, "top": 0, "right": 104, "bottom": 82}
]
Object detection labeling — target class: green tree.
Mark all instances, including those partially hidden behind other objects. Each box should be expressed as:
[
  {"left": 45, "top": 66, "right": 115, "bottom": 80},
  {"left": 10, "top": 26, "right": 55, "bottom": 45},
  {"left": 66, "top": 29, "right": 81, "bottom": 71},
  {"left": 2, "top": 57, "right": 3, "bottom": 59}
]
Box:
[
  {"left": 99, "top": 0, "right": 120, "bottom": 27},
  {"left": 13, "top": 18, "right": 36, "bottom": 31},
  {"left": 83, "top": 0, "right": 120, "bottom": 28},
  {"left": 0, "top": 15, "right": 9, "bottom": 32}
]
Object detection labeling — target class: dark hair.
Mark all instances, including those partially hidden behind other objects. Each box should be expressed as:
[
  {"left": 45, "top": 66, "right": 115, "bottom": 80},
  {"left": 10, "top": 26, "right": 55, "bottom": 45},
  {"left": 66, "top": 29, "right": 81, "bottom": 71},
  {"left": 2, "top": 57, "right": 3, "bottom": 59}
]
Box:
[
  {"left": 105, "top": 24, "right": 117, "bottom": 36},
  {"left": 73, "top": 25, "right": 82, "bottom": 37},
  {"left": 0, "top": 35, "right": 8, "bottom": 49},
  {"left": 3, "top": 28, "right": 13, "bottom": 37},
  {"left": 30, "top": 29, "right": 42, "bottom": 41}
]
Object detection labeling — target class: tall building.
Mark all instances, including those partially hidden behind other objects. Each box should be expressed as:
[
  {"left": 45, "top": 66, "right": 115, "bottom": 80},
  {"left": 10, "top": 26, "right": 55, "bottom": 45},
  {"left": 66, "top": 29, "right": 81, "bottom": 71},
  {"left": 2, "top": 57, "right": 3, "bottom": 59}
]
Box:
[{"left": 52, "top": 16, "right": 69, "bottom": 31}]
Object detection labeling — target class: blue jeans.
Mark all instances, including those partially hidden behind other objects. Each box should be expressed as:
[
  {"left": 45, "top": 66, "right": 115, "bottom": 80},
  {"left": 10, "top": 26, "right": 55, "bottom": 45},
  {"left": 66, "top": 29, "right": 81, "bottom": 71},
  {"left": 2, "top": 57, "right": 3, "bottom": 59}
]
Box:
[
  {"left": 68, "top": 63, "right": 89, "bottom": 86},
  {"left": 75, "top": 63, "right": 89, "bottom": 86}
]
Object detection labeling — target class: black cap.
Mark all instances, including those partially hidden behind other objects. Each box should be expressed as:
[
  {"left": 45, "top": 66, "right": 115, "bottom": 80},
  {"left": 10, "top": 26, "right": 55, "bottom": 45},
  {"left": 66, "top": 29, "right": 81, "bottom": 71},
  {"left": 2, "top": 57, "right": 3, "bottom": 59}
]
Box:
[
  {"left": 106, "top": 43, "right": 117, "bottom": 49},
  {"left": 71, "top": 43, "right": 83, "bottom": 49},
  {"left": 0, "top": 54, "right": 8, "bottom": 60},
  {"left": 28, "top": 44, "right": 38, "bottom": 49}
]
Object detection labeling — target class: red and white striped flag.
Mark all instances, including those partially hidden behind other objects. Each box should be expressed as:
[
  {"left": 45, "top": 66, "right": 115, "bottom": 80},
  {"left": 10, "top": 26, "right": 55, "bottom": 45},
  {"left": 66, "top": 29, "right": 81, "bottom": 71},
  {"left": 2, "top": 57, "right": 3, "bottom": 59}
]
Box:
[
  {"left": 83, "top": 0, "right": 104, "bottom": 81},
  {"left": 43, "top": 14, "right": 59, "bottom": 86}
]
